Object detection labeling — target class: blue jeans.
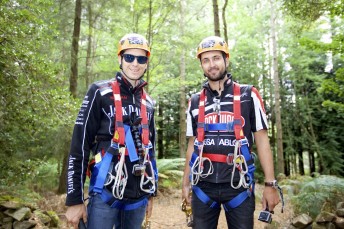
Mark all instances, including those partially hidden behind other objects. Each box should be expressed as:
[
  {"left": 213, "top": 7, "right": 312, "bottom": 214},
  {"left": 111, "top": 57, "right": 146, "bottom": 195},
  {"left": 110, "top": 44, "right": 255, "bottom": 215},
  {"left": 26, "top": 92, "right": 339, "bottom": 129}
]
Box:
[
  {"left": 86, "top": 194, "right": 147, "bottom": 229},
  {"left": 192, "top": 182, "right": 255, "bottom": 229}
]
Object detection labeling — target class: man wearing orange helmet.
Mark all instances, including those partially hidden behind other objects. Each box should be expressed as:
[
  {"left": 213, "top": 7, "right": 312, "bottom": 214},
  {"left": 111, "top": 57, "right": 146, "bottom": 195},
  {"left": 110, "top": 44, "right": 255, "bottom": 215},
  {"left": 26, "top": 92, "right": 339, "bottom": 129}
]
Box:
[
  {"left": 182, "top": 36, "right": 281, "bottom": 228},
  {"left": 65, "top": 33, "right": 157, "bottom": 229}
]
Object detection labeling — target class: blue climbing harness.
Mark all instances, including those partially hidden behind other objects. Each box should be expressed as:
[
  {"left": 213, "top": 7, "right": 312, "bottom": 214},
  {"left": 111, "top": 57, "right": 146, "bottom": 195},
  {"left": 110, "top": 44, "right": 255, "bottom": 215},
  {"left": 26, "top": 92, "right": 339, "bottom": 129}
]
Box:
[
  {"left": 88, "top": 80, "right": 157, "bottom": 210},
  {"left": 189, "top": 82, "right": 256, "bottom": 211}
]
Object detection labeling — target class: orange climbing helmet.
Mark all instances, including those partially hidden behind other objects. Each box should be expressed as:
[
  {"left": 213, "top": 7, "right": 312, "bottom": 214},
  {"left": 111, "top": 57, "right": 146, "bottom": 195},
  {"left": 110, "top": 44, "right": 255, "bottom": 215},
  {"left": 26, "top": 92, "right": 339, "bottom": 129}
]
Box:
[
  {"left": 196, "top": 36, "right": 229, "bottom": 59},
  {"left": 117, "top": 33, "right": 151, "bottom": 57}
]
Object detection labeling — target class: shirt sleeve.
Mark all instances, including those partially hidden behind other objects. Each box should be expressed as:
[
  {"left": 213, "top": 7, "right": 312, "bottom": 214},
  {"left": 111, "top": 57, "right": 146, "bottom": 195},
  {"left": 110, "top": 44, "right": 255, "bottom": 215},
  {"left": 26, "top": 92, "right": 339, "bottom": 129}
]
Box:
[
  {"left": 186, "top": 97, "right": 197, "bottom": 137},
  {"left": 65, "top": 84, "right": 102, "bottom": 206},
  {"left": 250, "top": 86, "right": 268, "bottom": 132}
]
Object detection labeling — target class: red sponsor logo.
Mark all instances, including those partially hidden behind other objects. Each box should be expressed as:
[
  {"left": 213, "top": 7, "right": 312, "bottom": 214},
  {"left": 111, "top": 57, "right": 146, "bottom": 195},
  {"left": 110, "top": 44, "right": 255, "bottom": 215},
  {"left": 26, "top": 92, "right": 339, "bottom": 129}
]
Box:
[{"left": 204, "top": 111, "right": 245, "bottom": 126}]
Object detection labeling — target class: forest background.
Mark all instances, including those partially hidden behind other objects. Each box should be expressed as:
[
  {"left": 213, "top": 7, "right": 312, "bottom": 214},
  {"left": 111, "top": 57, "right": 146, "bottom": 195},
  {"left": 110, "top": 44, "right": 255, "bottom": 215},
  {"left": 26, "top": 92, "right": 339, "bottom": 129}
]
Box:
[{"left": 0, "top": 0, "right": 343, "bottom": 226}]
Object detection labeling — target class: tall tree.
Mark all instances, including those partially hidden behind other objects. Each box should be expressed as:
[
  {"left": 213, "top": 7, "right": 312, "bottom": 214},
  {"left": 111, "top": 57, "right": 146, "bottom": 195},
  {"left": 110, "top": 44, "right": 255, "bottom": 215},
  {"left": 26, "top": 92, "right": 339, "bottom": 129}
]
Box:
[
  {"left": 59, "top": 0, "right": 82, "bottom": 193},
  {"left": 270, "top": 0, "right": 284, "bottom": 174},
  {"left": 179, "top": 0, "right": 187, "bottom": 157},
  {"left": 222, "top": 0, "right": 229, "bottom": 43},
  {"left": 146, "top": 0, "right": 153, "bottom": 90},
  {"left": 70, "top": 0, "right": 82, "bottom": 98},
  {"left": 85, "top": 0, "right": 94, "bottom": 89},
  {"left": 212, "top": 0, "right": 221, "bottom": 36}
]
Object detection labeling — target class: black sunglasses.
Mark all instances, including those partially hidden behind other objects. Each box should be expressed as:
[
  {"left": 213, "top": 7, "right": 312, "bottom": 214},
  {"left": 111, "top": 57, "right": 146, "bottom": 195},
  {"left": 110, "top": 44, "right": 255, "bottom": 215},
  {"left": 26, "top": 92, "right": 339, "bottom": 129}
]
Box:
[{"left": 122, "top": 54, "right": 148, "bottom": 64}]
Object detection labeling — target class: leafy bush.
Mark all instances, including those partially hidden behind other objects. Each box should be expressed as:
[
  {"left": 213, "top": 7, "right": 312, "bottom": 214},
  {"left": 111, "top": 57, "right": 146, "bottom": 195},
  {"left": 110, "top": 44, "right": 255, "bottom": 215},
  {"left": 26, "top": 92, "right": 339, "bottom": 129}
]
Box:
[
  {"left": 0, "top": 156, "right": 60, "bottom": 193},
  {"left": 157, "top": 158, "right": 185, "bottom": 189},
  {"left": 291, "top": 175, "right": 344, "bottom": 219},
  {"left": 27, "top": 159, "right": 60, "bottom": 192},
  {"left": 0, "top": 155, "right": 41, "bottom": 187}
]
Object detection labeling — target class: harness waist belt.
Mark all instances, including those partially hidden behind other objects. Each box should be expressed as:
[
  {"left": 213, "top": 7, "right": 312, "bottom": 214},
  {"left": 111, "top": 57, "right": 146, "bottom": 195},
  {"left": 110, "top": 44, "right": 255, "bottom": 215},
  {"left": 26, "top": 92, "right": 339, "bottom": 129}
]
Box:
[
  {"left": 202, "top": 153, "right": 228, "bottom": 163},
  {"left": 202, "top": 153, "right": 254, "bottom": 165}
]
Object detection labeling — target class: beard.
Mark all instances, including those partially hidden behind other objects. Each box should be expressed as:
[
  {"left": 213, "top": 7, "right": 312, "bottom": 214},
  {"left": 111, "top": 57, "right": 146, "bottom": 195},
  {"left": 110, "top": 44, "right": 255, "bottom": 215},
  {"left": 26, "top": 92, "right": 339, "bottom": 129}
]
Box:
[{"left": 204, "top": 68, "right": 226, "bottom": 82}]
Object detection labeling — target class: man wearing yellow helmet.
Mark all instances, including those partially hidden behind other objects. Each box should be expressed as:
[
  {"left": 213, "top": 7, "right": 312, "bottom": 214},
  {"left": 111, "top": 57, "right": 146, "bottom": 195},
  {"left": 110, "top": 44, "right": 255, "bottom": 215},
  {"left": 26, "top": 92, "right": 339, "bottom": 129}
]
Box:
[
  {"left": 65, "top": 33, "right": 157, "bottom": 229},
  {"left": 182, "top": 36, "right": 281, "bottom": 228}
]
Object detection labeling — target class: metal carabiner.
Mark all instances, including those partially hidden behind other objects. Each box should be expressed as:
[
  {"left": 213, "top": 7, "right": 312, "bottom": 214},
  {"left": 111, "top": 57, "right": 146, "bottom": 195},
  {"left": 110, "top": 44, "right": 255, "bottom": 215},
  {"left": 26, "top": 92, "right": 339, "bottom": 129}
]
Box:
[
  {"left": 181, "top": 198, "right": 194, "bottom": 227},
  {"left": 140, "top": 147, "right": 156, "bottom": 194},
  {"left": 112, "top": 146, "right": 128, "bottom": 199}
]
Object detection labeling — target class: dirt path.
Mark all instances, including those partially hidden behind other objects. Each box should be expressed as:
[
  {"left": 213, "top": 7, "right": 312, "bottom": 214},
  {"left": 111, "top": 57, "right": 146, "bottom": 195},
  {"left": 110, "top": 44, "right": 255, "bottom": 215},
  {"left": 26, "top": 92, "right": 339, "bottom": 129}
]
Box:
[
  {"left": 56, "top": 184, "right": 292, "bottom": 229},
  {"left": 148, "top": 184, "right": 292, "bottom": 229}
]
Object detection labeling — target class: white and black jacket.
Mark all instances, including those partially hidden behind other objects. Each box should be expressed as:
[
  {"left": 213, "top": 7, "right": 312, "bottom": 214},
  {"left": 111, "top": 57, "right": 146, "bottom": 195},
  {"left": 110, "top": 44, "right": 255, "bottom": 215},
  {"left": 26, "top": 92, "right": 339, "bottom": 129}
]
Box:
[{"left": 66, "top": 72, "right": 156, "bottom": 206}]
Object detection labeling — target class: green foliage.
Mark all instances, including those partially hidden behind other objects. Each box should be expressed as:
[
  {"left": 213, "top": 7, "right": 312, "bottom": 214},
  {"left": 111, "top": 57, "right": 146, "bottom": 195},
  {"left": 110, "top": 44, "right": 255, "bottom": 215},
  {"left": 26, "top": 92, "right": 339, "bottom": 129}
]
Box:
[
  {"left": 291, "top": 175, "right": 344, "bottom": 219},
  {"left": 1, "top": 0, "right": 343, "bottom": 194},
  {"left": 0, "top": 155, "right": 59, "bottom": 192},
  {"left": 0, "top": 0, "right": 79, "bottom": 162},
  {"left": 26, "top": 159, "right": 60, "bottom": 192},
  {"left": 319, "top": 67, "right": 344, "bottom": 114},
  {"left": 157, "top": 158, "right": 185, "bottom": 189},
  {"left": 282, "top": 0, "right": 344, "bottom": 25},
  {"left": 0, "top": 155, "right": 42, "bottom": 187}
]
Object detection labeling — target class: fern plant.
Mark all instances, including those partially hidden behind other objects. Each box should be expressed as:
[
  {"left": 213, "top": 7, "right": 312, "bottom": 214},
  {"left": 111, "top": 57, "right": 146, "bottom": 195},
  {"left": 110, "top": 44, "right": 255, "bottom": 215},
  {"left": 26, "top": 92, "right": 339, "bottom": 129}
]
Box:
[
  {"left": 156, "top": 158, "right": 185, "bottom": 190},
  {"left": 291, "top": 175, "right": 344, "bottom": 219}
]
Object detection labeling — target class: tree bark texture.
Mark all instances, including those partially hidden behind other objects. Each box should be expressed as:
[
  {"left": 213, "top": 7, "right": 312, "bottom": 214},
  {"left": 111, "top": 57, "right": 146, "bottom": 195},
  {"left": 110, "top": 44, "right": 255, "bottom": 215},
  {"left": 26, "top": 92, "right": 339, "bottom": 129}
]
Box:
[
  {"left": 146, "top": 0, "right": 153, "bottom": 91},
  {"left": 85, "top": 1, "right": 93, "bottom": 89},
  {"left": 212, "top": 0, "right": 221, "bottom": 36},
  {"left": 70, "top": 0, "right": 82, "bottom": 98},
  {"left": 157, "top": 100, "right": 164, "bottom": 159},
  {"left": 222, "top": 0, "right": 228, "bottom": 43},
  {"left": 179, "top": 0, "right": 187, "bottom": 157}
]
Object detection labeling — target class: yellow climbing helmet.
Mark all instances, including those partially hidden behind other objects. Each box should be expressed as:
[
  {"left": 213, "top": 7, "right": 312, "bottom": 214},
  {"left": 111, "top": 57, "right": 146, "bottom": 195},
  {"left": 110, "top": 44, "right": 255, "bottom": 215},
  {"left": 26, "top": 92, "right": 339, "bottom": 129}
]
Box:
[
  {"left": 196, "top": 36, "right": 229, "bottom": 59},
  {"left": 117, "top": 33, "right": 151, "bottom": 57}
]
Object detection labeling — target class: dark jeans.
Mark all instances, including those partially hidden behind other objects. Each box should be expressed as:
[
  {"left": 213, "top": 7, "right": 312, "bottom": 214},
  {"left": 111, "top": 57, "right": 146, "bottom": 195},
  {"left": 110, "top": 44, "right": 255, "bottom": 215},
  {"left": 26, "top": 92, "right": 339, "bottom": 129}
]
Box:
[
  {"left": 86, "top": 194, "right": 147, "bottom": 229},
  {"left": 192, "top": 182, "right": 255, "bottom": 229}
]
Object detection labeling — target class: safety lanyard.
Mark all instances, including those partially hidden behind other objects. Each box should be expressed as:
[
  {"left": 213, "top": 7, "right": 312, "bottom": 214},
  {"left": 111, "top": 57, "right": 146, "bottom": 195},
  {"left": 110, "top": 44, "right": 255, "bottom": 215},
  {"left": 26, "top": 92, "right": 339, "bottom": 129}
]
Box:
[
  {"left": 197, "top": 82, "right": 243, "bottom": 141},
  {"left": 111, "top": 81, "right": 149, "bottom": 146}
]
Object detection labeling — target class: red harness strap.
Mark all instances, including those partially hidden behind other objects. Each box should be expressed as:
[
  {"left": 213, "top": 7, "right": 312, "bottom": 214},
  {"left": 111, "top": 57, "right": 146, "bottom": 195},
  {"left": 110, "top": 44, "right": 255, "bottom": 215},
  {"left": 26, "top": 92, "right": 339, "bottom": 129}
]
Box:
[
  {"left": 197, "top": 89, "right": 206, "bottom": 143},
  {"left": 233, "top": 82, "right": 245, "bottom": 140},
  {"left": 202, "top": 153, "right": 229, "bottom": 163},
  {"left": 197, "top": 82, "right": 244, "bottom": 160},
  {"left": 140, "top": 90, "right": 149, "bottom": 146},
  {"left": 112, "top": 81, "right": 126, "bottom": 145},
  {"left": 111, "top": 80, "right": 149, "bottom": 146}
]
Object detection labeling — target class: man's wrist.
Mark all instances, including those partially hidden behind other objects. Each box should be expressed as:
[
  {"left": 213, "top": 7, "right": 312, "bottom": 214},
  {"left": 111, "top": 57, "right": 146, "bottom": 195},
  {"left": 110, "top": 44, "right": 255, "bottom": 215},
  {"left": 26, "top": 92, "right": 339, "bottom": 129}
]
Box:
[{"left": 264, "top": 179, "right": 278, "bottom": 188}]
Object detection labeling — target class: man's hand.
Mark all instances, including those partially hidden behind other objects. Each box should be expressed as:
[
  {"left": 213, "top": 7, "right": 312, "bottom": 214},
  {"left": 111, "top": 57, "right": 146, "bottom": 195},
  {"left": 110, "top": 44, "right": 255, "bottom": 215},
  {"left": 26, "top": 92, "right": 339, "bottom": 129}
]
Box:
[
  {"left": 66, "top": 204, "right": 87, "bottom": 229},
  {"left": 182, "top": 184, "right": 192, "bottom": 205},
  {"left": 261, "top": 186, "right": 280, "bottom": 212},
  {"left": 146, "top": 197, "right": 154, "bottom": 218}
]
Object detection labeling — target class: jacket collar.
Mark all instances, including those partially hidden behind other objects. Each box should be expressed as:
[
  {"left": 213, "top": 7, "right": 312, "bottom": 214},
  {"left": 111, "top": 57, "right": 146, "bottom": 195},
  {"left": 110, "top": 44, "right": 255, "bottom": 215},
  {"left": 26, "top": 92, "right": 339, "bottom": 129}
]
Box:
[
  {"left": 202, "top": 73, "right": 233, "bottom": 96},
  {"left": 115, "top": 72, "right": 147, "bottom": 93}
]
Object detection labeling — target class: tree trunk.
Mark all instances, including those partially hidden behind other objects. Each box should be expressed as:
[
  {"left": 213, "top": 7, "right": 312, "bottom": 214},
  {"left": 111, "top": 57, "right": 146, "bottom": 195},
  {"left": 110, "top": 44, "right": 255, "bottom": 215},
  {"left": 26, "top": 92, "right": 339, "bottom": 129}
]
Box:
[
  {"left": 157, "top": 100, "right": 164, "bottom": 159},
  {"left": 222, "top": 0, "right": 229, "bottom": 43},
  {"left": 70, "top": 0, "right": 82, "bottom": 98},
  {"left": 309, "top": 150, "right": 315, "bottom": 176},
  {"left": 57, "top": 151, "right": 68, "bottom": 194},
  {"left": 212, "top": 0, "right": 221, "bottom": 36},
  {"left": 85, "top": 1, "right": 93, "bottom": 89},
  {"left": 297, "top": 141, "right": 304, "bottom": 175},
  {"left": 270, "top": 0, "right": 284, "bottom": 175},
  {"left": 178, "top": 0, "right": 187, "bottom": 158},
  {"left": 145, "top": 0, "right": 153, "bottom": 91}
]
